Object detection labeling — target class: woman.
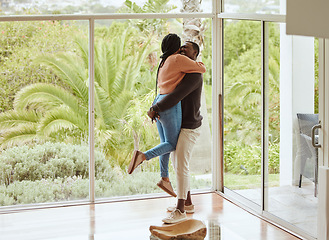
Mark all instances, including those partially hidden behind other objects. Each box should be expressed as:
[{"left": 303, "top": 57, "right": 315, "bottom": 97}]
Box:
[{"left": 128, "top": 33, "right": 206, "bottom": 197}]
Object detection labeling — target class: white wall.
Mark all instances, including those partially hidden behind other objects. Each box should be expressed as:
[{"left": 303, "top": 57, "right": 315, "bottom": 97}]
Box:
[
  {"left": 280, "top": 25, "right": 314, "bottom": 186},
  {"left": 287, "top": 2, "right": 329, "bottom": 238}
]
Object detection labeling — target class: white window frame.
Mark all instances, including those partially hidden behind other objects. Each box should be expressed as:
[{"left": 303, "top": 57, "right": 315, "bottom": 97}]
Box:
[
  {"left": 0, "top": 0, "right": 283, "bottom": 207},
  {"left": 3, "top": 3, "right": 319, "bottom": 240}
]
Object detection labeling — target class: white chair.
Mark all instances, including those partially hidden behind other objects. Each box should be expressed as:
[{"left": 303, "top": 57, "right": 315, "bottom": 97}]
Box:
[{"left": 296, "top": 113, "right": 319, "bottom": 197}]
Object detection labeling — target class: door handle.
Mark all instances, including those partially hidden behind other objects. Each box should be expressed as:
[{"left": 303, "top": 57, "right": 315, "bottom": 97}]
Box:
[{"left": 312, "top": 122, "right": 321, "bottom": 148}]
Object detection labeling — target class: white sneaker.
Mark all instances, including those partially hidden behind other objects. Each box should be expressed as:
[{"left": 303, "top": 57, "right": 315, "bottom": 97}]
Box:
[
  {"left": 162, "top": 209, "right": 187, "bottom": 224},
  {"left": 167, "top": 204, "right": 195, "bottom": 213}
]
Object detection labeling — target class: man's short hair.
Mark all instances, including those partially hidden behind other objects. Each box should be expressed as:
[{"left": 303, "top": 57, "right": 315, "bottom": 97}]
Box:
[{"left": 186, "top": 41, "right": 200, "bottom": 57}]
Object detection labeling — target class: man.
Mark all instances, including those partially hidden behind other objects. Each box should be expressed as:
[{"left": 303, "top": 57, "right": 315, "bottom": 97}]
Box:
[{"left": 148, "top": 41, "right": 204, "bottom": 224}]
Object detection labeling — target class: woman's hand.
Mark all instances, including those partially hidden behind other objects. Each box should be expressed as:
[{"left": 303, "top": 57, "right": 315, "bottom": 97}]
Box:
[{"left": 147, "top": 109, "right": 160, "bottom": 123}]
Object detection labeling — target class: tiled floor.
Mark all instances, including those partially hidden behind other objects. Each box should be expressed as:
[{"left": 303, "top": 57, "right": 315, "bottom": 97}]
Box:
[
  {"left": 0, "top": 193, "right": 302, "bottom": 240},
  {"left": 235, "top": 182, "right": 317, "bottom": 237}
]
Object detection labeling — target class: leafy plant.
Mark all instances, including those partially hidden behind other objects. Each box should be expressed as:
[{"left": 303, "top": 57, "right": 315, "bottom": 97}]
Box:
[
  {"left": 0, "top": 28, "right": 158, "bottom": 156},
  {"left": 0, "top": 142, "right": 114, "bottom": 185},
  {"left": 0, "top": 20, "right": 79, "bottom": 112},
  {"left": 0, "top": 172, "right": 211, "bottom": 205},
  {"left": 119, "top": 0, "right": 176, "bottom": 37},
  {"left": 224, "top": 21, "right": 281, "bottom": 145},
  {"left": 0, "top": 142, "right": 211, "bottom": 205},
  {"left": 224, "top": 140, "right": 279, "bottom": 175}
]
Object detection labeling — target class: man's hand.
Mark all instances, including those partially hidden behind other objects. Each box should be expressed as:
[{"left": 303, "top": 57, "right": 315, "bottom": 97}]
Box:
[{"left": 147, "top": 109, "right": 160, "bottom": 123}]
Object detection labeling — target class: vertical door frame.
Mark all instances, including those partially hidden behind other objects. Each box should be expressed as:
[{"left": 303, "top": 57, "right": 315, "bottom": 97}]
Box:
[
  {"left": 317, "top": 38, "right": 329, "bottom": 240},
  {"left": 212, "top": 0, "right": 224, "bottom": 192},
  {"left": 89, "top": 18, "right": 95, "bottom": 203},
  {"left": 261, "top": 20, "right": 270, "bottom": 212}
]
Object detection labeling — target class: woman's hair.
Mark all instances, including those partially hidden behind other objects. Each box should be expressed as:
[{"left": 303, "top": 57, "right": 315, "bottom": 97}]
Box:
[
  {"left": 160, "top": 33, "right": 181, "bottom": 61},
  {"left": 155, "top": 33, "right": 181, "bottom": 95}
]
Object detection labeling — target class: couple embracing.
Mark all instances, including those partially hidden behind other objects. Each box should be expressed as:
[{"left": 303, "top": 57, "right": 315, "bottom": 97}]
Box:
[{"left": 128, "top": 33, "right": 206, "bottom": 224}]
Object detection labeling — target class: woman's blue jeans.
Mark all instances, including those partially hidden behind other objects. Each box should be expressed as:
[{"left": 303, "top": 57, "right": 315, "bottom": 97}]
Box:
[{"left": 144, "top": 94, "right": 182, "bottom": 178}]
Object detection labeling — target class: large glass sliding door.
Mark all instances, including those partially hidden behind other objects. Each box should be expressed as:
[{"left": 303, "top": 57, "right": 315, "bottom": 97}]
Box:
[
  {"left": 223, "top": 19, "right": 262, "bottom": 206},
  {"left": 264, "top": 26, "right": 319, "bottom": 237},
  {"left": 222, "top": 17, "right": 319, "bottom": 239}
]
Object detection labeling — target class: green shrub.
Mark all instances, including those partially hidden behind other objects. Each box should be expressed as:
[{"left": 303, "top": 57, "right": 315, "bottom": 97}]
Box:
[
  {"left": 0, "top": 162, "right": 12, "bottom": 185},
  {"left": 224, "top": 141, "right": 279, "bottom": 175},
  {"left": 0, "top": 142, "right": 115, "bottom": 185},
  {"left": 0, "top": 177, "right": 86, "bottom": 205},
  {"left": 0, "top": 141, "right": 210, "bottom": 205},
  {"left": 0, "top": 20, "right": 81, "bottom": 112},
  {"left": 0, "top": 172, "right": 210, "bottom": 205},
  {"left": 268, "top": 143, "right": 280, "bottom": 174}
]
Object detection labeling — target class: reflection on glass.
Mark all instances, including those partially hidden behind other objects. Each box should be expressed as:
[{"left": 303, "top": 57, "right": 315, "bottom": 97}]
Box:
[
  {"left": 0, "top": 20, "right": 89, "bottom": 206},
  {"left": 265, "top": 23, "right": 318, "bottom": 238},
  {"left": 89, "top": 204, "right": 95, "bottom": 240},
  {"left": 223, "top": 19, "right": 262, "bottom": 205},
  {"left": 223, "top": 0, "right": 282, "bottom": 14},
  {"left": 208, "top": 220, "right": 221, "bottom": 240}
]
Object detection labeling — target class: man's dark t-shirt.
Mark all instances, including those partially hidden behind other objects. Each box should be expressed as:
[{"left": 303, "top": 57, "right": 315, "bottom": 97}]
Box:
[{"left": 151, "top": 73, "right": 203, "bottom": 129}]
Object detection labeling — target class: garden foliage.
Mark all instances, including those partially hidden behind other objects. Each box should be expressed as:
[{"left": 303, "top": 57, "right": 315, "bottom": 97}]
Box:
[
  {"left": 0, "top": 20, "right": 77, "bottom": 112},
  {"left": 0, "top": 6, "right": 293, "bottom": 206},
  {"left": 224, "top": 141, "right": 279, "bottom": 175},
  {"left": 0, "top": 142, "right": 210, "bottom": 205}
]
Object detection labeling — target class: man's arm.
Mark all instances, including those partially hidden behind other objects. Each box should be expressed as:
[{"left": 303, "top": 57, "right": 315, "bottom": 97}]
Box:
[{"left": 149, "top": 73, "right": 202, "bottom": 114}]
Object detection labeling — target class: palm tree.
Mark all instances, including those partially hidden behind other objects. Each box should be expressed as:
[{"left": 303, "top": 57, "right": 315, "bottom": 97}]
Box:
[
  {"left": 181, "top": 0, "right": 206, "bottom": 55},
  {"left": 0, "top": 29, "right": 157, "bottom": 154},
  {"left": 179, "top": 0, "right": 213, "bottom": 174},
  {"left": 120, "top": 0, "right": 175, "bottom": 37}
]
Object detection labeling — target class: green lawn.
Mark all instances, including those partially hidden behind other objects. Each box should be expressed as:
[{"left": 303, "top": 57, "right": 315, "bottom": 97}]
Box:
[{"left": 224, "top": 173, "right": 279, "bottom": 190}]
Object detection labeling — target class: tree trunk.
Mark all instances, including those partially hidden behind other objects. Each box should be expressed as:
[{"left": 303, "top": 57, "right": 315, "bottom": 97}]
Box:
[
  {"left": 181, "top": 0, "right": 212, "bottom": 175},
  {"left": 181, "top": 0, "right": 205, "bottom": 59}
]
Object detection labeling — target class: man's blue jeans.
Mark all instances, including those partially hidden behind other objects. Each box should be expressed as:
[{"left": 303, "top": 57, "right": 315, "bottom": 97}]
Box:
[{"left": 144, "top": 94, "right": 182, "bottom": 178}]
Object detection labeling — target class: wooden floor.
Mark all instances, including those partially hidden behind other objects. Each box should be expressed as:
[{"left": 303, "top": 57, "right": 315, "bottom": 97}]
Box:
[{"left": 0, "top": 193, "right": 302, "bottom": 240}]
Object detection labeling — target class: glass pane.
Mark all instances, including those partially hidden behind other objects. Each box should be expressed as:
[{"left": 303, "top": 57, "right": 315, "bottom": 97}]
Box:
[
  {"left": 93, "top": 18, "right": 212, "bottom": 199},
  {"left": 264, "top": 22, "right": 318, "bottom": 238},
  {"left": 0, "top": 17, "right": 212, "bottom": 206},
  {"left": 223, "top": 19, "right": 262, "bottom": 206},
  {"left": 2, "top": 0, "right": 212, "bottom": 15},
  {"left": 0, "top": 20, "right": 89, "bottom": 206},
  {"left": 264, "top": 22, "right": 281, "bottom": 197},
  {"left": 223, "top": 0, "right": 282, "bottom": 14}
]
